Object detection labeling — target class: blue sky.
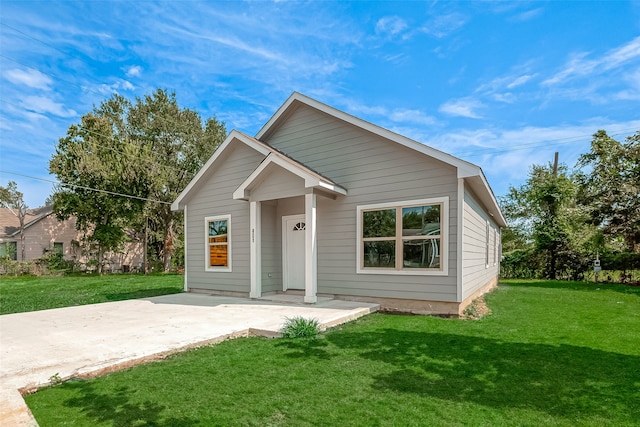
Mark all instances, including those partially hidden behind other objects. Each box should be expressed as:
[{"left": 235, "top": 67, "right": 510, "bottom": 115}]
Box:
[{"left": 1, "top": 1, "right": 639, "bottom": 208}]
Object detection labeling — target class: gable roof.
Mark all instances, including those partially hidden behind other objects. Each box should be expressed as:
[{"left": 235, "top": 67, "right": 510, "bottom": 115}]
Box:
[
  {"left": 0, "top": 206, "right": 53, "bottom": 238},
  {"left": 173, "top": 93, "right": 506, "bottom": 227}
]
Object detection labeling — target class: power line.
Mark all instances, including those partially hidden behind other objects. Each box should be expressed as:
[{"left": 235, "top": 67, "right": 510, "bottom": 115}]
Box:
[
  {"left": 0, "top": 22, "right": 70, "bottom": 58},
  {"left": 0, "top": 98, "right": 212, "bottom": 177},
  {"left": 0, "top": 170, "right": 172, "bottom": 205}
]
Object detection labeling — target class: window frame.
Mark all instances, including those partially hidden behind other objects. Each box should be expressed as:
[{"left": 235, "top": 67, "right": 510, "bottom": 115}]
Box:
[
  {"left": 356, "top": 197, "right": 449, "bottom": 276},
  {"left": 0, "top": 241, "right": 18, "bottom": 261},
  {"left": 204, "top": 214, "right": 232, "bottom": 272}
]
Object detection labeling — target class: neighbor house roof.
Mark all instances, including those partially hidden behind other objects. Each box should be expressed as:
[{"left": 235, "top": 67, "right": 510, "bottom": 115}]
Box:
[
  {"left": 172, "top": 93, "right": 506, "bottom": 227},
  {"left": 0, "top": 206, "right": 53, "bottom": 238}
]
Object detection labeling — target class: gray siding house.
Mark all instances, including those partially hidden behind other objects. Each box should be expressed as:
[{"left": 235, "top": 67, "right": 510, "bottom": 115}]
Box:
[{"left": 172, "top": 93, "right": 506, "bottom": 315}]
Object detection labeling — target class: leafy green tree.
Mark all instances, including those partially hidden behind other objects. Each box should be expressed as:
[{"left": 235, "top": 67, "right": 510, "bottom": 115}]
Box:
[
  {"left": 576, "top": 130, "right": 640, "bottom": 252},
  {"left": 49, "top": 89, "right": 226, "bottom": 272},
  {"left": 127, "top": 89, "right": 226, "bottom": 271},
  {"left": 0, "top": 181, "right": 28, "bottom": 261},
  {"left": 501, "top": 162, "right": 587, "bottom": 279},
  {"left": 50, "top": 96, "right": 146, "bottom": 273}
]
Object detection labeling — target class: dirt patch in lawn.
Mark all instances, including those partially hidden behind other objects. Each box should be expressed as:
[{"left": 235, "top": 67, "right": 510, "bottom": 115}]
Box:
[{"left": 462, "top": 296, "right": 491, "bottom": 320}]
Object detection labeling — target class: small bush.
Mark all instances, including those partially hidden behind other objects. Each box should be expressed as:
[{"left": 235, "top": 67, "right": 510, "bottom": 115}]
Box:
[{"left": 280, "top": 316, "right": 320, "bottom": 339}]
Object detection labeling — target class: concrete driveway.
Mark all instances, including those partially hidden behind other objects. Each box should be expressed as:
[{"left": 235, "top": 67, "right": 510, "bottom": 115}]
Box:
[{"left": 0, "top": 293, "right": 378, "bottom": 426}]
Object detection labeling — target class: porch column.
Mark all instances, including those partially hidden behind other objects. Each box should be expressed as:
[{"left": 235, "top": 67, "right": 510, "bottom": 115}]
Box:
[
  {"left": 249, "top": 200, "right": 262, "bottom": 298},
  {"left": 304, "top": 190, "right": 318, "bottom": 303}
]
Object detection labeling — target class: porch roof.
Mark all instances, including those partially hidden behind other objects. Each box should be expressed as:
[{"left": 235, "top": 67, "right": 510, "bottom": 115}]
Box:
[{"left": 232, "top": 151, "right": 347, "bottom": 201}]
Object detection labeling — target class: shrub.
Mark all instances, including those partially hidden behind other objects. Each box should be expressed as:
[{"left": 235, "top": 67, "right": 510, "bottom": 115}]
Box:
[{"left": 280, "top": 316, "right": 320, "bottom": 339}]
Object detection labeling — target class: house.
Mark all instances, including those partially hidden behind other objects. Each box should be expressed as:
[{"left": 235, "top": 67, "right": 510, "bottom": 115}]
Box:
[
  {"left": 0, "top": 206, "right": 143, "bottom": 272},
  {"left": 172, "top": 93, "right": 507, "bottom": 315}
]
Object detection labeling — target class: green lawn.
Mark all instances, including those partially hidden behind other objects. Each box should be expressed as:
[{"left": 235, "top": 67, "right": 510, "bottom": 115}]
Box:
[
  {"left": 25, "top": 280, "right": 640, "bottom": 426},
  {"left": 0, "top": 274, "right": 183, "bottom": 314}
]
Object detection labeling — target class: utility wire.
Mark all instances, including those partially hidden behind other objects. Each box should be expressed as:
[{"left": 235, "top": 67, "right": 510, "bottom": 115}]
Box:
[
  {"left": 0, "top": 99, "right": 208, "bottom": 177},
  {"left": 0, "top": 170, "right": 173, "bottom": 205},
  {"left": 0, "top": 22, "right": 70, "bottom": 57}
]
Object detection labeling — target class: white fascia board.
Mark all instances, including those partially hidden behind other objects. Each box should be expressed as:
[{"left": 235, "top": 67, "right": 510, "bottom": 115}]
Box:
[{"left": 172, "top": 130, "right": 271, "bottom": 211}]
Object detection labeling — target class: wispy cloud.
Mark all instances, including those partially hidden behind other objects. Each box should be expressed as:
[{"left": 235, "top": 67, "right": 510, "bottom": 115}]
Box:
[
  {"left": 420, "top": 12, "right": 468, "bottom": 38},
  {"left": 389, "top": 109, "right": 438, "bottom": 126},
  {"left": 543, "top": 36, "right": 640, "bottom": 85},
  {"left": 375, "top": 16, "right": 408, "bottom": 37},
  {"left": 439, "top": 98, "right": 484, "bottom": 119},
  {"left": 3, "top": 68, "right": 52, "bottom": 90},
  {"left": 510, "top": 8, "right": 544, "bottom": 22},
  {"left": 21, "top": 95, "right": 77, "bottom": 117}
]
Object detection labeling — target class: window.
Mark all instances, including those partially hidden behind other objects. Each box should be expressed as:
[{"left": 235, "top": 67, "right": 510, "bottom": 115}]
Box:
[
  {"left": 53, "top": 242, "right": 63, "bottom": 255},
  {"left": 0, "top": 242, "right": 17, "bottom": 260},
  {"left": 493, "top": 228, "right": 498, "bottom": 265},
  {"left": 357, "top": 197, "right": 448, "bottom": 275},
  {"left": 485, "top": 222, "right": 490, "bottom": 268},
  {"left": 205, "top": 215, "right": 231, "bottom": 271}
]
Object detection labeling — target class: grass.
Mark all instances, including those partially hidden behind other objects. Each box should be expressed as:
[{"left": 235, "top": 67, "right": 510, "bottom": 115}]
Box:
[
  {"left": 0, "top": 274, "right": 183, "bottom": 314},
  {"left": 24, "top": 279, "right": 640, "bottom": 426}
]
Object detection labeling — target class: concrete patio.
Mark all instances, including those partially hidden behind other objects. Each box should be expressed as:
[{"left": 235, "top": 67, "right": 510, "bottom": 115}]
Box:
[{"left": 0, "top": 293, "right": 378, "bottom": 426}]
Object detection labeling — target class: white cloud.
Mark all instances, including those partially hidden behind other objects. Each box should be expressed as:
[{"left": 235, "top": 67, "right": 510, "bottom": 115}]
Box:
[
  {"left": 510, "top": 8, "right": 544, "bottom": 22},
  {"left": 439, "top": 98, "right": 484, "bottom": 119},
  {"left": 543, "top": 36, "right": 640, "bottom": 86},
  {"left": 389, "top": 109, "right": 438, "bottom": 126},
  {"left": 95, "top": 79, "right": 135, "bottom": 95},
  {"left": 21, "top": 96, "right": 77, "bottom": 118},
  {"left": 420, "top": 13, "right": 468, "bottom": 38},
  {"left": 375, "top": 16, "right": 408, "bottom": 37},
  {"left": 125, "top": 65, "right": 143, "bottom": 77},
  {"left": 507, "top": 74, "right": 535, "bottom": 89},
  {"left": 3, "top": 68, "right": 53, "bottom": 90}
]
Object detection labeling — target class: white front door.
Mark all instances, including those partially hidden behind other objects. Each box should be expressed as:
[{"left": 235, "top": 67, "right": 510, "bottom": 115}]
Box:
[{"left": 282, "top": 215, "right": 306, "bottom": 290}]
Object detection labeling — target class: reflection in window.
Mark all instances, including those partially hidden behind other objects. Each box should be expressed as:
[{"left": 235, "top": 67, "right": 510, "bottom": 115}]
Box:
[
  {"left": 360, "top": 202, "right": 442, "bottom": 271},
  {"left": 206, "top": 216, "right": 230, "bottom": 268}
]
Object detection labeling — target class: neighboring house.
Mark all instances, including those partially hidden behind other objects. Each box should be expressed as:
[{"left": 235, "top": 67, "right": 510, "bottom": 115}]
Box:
[
  {"left": 0, "top": 206, "right": 143, "bottom": 271},
  {"left": 172, "top": 93, "right": 507, "bottom": 315}
]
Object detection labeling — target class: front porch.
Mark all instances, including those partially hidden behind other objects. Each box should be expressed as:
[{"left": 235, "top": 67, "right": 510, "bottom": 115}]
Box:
[{"left": 232, "top": 151, "right": 347, "bottom": 304}]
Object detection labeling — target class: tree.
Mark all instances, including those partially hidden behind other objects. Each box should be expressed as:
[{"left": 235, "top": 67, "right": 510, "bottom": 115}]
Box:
[
  {"left": 0, "top": 181, "right": 28, "bottom": 261},
  {"left": 501, "top": 160, "right": 588, "bottom": 279},
  {"left": 127, "top": 89, "right": 226, "bottom": 271},
  {"left": 49, "top": 89, "right": 226, "bottom": 272},
  {"left": 576, "top": 130, "right": 640, "bottom": 252},
  {"left": 50, "top": 95, "right": 146, "bottom": 273}
]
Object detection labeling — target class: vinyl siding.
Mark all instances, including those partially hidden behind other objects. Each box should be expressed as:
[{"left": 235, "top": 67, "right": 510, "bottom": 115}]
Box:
[
  {"left": 264, "top": 105, "right": 460, "bottom": 302},
  {"left": 185, "top": 142, "right": 266, "bottom": 292},
  {"left": 260, "top": 202, "right": 281, "bottom": 293},
  {"left": 462, "top": 186, "right": 500, "bottom": 300}
]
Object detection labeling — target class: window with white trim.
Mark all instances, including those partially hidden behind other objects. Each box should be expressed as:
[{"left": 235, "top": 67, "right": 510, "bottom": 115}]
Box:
[
  {"left": 205, "top": 215, "right": 231, "bottom": 271},
  {"left": 357, "top": 198, "right": 447, "bottom": 275}
]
